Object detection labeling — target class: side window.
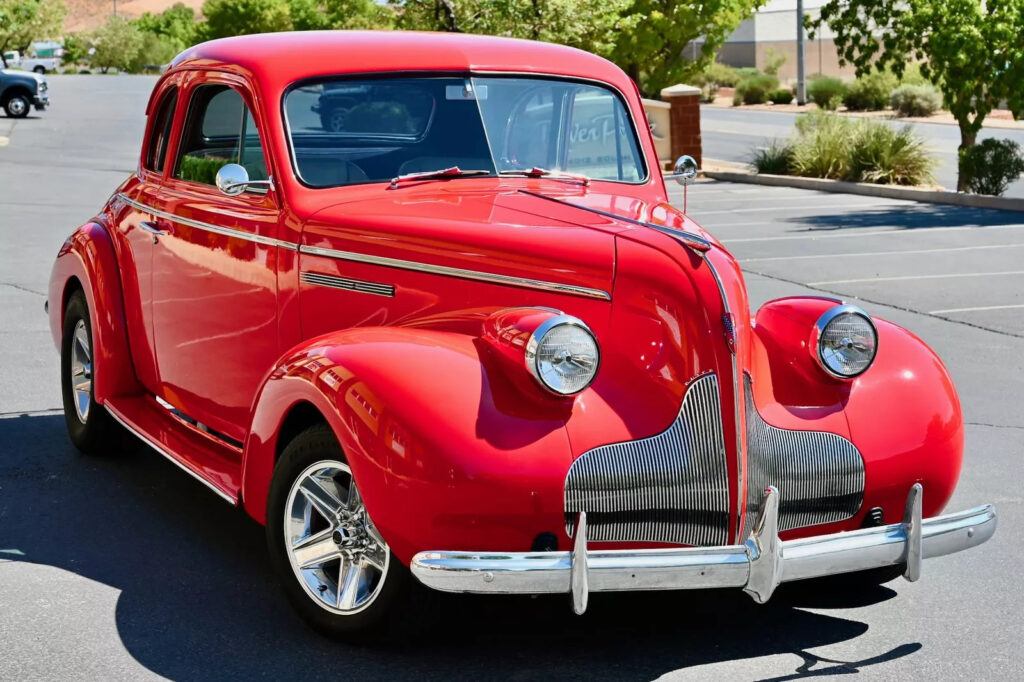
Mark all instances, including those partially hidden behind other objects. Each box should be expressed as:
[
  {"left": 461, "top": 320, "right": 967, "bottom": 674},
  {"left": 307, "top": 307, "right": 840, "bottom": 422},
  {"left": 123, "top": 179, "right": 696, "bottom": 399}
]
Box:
[
  {"left": 565, "top": 90, "right": 644, "bottom": 181},
  {"left": 146, "top": 87, "right": 177, "bottom": 173},
  {"left": 175, "top": 84, "right": 269, "bottom": 190}
]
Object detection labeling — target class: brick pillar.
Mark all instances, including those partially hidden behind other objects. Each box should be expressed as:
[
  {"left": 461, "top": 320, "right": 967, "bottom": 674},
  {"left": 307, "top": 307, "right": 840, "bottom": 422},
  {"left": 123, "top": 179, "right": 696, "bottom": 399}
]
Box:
[{"left": 659, "top": 84, "right": 702, "bottom": 168}]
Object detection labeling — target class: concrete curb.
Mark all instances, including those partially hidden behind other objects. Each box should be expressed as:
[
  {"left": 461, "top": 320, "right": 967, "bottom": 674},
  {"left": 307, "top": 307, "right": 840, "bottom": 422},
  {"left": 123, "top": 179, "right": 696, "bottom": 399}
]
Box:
[{"left": 698, "top": 167, "right": 1024, "bottom": 212}]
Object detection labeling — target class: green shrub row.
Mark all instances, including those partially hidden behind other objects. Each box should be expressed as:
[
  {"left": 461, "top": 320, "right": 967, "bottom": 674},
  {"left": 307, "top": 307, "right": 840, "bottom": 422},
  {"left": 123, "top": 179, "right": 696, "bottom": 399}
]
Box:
[{"left": 750, "top": 111, "right": 935, "bottom": 186}]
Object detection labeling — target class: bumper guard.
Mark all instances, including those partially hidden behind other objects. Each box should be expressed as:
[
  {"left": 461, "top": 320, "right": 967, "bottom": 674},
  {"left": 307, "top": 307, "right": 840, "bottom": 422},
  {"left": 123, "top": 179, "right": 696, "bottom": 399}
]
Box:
[{"left": 410, "top": 484, "right": 996, "bottom": 614}]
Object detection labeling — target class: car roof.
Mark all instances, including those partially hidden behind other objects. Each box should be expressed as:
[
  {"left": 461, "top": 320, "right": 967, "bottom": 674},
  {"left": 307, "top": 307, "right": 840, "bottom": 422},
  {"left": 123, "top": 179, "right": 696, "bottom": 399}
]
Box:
[{"left": 169, "top": 31, "right": 635, "bottom": 95}]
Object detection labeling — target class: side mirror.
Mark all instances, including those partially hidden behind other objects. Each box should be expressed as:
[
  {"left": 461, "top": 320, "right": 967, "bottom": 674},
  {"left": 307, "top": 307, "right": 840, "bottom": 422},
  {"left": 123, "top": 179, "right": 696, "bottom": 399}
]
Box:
[
  {"left": 215, "top": 163, "right": 250, "bottom": 196},
  {"left": 670, "top": 155, "right": 699, "bottom": 186}
]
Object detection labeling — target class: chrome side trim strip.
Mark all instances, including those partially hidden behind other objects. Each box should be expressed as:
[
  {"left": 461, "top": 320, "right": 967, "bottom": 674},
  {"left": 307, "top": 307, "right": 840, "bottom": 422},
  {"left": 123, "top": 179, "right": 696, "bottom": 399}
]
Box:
[
  {"left": 116, "top": 193, "right": 299, "bottom": 251},
  {"left": 301, "top": 271, "right": 395, "bottom": 297},
  {"left": 299, "top": 244, "right": 612, "bottom": 300},
  {"left": 115, "top": 194, "right": 610, "bottom": 300},
  {"left": 105, "top": 401, "right": 237, "bottom": 504}
]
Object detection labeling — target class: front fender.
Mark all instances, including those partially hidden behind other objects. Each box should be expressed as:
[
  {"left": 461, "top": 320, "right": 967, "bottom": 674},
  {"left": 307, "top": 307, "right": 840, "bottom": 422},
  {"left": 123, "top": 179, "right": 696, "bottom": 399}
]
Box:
[
  {"left": 242, "top": 327, "right": 575, "bottom": 565},
  {"left": 47, "top": 221, "right": 140, "bottom": 402},
  {"left": 751, "top": 297, "right": 963, "bottom": 531}
]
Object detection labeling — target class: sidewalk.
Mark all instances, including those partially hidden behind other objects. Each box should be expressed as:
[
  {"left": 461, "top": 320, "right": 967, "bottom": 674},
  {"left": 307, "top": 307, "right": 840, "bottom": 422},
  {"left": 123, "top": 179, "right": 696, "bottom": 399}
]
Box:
[{"left": 704, "top": 95, "right": 1024, "bottom": 131}]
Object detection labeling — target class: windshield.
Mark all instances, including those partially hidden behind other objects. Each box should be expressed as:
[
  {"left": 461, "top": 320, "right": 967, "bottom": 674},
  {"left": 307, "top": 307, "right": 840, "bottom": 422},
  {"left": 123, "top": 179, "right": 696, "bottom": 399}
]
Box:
[{"left": 283, "top": 76, "right": 647, "bottom": 188}]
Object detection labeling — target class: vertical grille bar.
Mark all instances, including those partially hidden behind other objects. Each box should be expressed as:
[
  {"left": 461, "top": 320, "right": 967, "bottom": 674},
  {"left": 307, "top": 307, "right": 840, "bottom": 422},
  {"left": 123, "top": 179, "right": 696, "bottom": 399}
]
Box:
[
  {"left": 741, "top": 375, "right": 865, "bottom": 538},
  {"left": 564, "top": 374, "right": 731, "bottom": 547}
]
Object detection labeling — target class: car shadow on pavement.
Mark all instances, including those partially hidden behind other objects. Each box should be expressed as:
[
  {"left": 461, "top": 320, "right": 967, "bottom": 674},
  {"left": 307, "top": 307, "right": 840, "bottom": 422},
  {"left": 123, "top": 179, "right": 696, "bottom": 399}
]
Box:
[
  {"left": 0, "top": 413, "right": 920, "bottom": 681},
  {"left": 787, "top": 204, "right": 1023, "bottom": 231}
]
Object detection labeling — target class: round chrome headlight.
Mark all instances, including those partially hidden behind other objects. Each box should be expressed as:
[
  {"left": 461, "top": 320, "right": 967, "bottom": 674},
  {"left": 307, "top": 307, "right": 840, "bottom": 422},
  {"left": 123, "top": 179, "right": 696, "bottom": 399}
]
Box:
[
  {"left": 815, "top": 305, "right": 878, "bottom": 378},
  {"left": 525, "top": 315, "right": 600, "bottom": 395}
]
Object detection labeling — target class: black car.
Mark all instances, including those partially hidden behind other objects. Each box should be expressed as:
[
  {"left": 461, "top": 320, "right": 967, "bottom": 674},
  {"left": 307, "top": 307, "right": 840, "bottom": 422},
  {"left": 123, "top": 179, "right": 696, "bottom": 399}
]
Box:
[{"left": 1, "top": 68, "right": 49, "bottom": 118}]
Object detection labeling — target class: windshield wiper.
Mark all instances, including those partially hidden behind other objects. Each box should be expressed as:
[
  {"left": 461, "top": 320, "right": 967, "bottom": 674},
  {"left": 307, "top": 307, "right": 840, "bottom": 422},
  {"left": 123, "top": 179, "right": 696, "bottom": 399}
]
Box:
[
  {"left": 499, "top": 167, "right": 590, "bottom": 186},
  {"left": 389, "top": 166, "right": 492, "bottom": 189}
]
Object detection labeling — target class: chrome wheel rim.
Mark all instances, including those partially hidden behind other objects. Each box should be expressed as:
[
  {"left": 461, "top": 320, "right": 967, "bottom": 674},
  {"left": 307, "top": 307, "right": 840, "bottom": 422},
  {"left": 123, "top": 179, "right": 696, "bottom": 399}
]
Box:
[
  {"left": 284, "top": 460, "right": 390, "bottom": 615},
  {"left": 70, "top": 319, "right": 92, "bottom": 423},
  {"left": 8, "top": 97, "right": 27, "bottom": 116}
]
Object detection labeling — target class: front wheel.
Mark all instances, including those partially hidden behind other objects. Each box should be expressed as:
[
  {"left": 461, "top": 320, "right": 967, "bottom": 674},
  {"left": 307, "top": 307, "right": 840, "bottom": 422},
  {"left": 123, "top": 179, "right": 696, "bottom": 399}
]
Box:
[
  {"left": 4, "top": 93, "right": 30, "bottom": 118},
  {"left": 266, "top": 424, "right": 411, "bottom": 638}
]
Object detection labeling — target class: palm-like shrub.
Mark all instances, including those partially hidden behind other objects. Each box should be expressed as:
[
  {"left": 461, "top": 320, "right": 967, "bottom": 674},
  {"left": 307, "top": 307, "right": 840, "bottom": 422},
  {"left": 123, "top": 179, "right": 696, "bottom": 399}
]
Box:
[
  {"left": 750, "top": 140, "right": 794, "bottom": 174},
  {"left": 852, "top": 123, "right": 935, "bottom": 185},
  {"left": 789, "top": 112, "right": 856, "bottom": 179}
]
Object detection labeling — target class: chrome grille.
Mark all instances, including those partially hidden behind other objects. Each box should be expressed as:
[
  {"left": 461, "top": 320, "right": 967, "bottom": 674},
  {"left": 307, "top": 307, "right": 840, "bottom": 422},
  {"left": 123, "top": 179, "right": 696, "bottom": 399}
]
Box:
[
  {"left": 300, "top": 271, "right": 395, "bottom": 297},
  {"left": 564, "top": 374, "right": 730, "bottom": 546},
  {"left": 742, "top": 375, "right": 865, "bottom": 537}
]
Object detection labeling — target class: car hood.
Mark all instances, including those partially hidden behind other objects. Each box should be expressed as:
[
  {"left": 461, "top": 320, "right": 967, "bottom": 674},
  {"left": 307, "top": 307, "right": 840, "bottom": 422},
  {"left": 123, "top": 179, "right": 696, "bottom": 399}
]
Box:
[
  {"left": 0, "top": 69, "right": 41, "bottom": 88},
  {"left": 300, "top": 181, "right": 718, "bottom": 299}
]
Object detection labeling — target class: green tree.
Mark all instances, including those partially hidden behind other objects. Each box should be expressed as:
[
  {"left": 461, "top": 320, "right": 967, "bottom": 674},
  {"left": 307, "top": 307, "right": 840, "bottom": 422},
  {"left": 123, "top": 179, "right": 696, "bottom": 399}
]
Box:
[
  {"left": 810, "top": 0, "right": 1024, "bottom": 191},
  {"left": 0, "top": 0, "right": 67, "bottom": 66},
  {"left": 127, "top": 32, "right": 182, "bottom": 73},
  {"left": 60, "top": 32, "right": 89, "bottom": 66},
  {"left": 134, "top": 3, "right": 200, "bottom": 48},
  {"left": 611, "top": 0, "right": 767, "bottom": 96},
  {"left": 200, "top": 0, "right": 294, "bottom": 40},
  {"left": 90, "top": 15, "right": 145, "bottom": 73},
  {"left": 289, "top": 0, "right": 393, "bottom": 31},
  {"left": 396, "top": 0, "right": 631, "bottom": 61}
]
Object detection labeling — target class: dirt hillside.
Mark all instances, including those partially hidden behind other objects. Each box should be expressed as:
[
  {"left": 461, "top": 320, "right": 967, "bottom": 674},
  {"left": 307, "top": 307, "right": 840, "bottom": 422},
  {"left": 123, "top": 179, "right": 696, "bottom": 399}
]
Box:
[{"left": 66, "top": 0, "right": 204, "bottom": 33}]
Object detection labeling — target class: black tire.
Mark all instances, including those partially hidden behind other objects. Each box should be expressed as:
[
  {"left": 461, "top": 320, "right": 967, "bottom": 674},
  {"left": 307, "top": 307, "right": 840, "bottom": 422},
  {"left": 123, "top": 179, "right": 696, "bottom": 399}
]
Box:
[
  {"left": 266, "top": 423, "right": 412, "bottom": 639},
  {"left": 61, "top": 290, "right": 117, "bottom": 454},
  {"left": 3, "top": 92, "right": 31, "bottom": 118},
  {"left": 33, "top": 65, "right": 46, "bottom": 74}
]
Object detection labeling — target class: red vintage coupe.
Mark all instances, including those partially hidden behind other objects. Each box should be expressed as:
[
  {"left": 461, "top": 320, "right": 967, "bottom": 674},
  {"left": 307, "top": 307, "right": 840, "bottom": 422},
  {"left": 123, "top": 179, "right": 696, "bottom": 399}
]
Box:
[{"left": 48, "top": 31, "right": 995, "bottom": 637}]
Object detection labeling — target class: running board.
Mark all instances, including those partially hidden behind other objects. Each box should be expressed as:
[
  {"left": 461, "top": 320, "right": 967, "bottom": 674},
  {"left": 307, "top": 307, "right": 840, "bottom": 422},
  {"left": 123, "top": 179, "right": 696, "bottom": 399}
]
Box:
[{"left": 104, "top": 395, "right": 242, "bottom": 504}]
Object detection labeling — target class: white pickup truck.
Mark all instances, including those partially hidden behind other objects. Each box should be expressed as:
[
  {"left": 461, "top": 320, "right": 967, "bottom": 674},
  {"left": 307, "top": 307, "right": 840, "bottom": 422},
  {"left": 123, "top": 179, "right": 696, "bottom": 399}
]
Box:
[{"left": 2, "top": 51, "right": 60, "bottom": 74}]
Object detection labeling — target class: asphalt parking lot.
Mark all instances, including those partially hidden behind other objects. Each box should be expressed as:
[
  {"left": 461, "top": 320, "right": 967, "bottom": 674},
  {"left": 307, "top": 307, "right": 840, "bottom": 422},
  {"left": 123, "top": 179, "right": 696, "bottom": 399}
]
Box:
[{"left": 1, "top": 76, "right": 1021, "bottom": 680}]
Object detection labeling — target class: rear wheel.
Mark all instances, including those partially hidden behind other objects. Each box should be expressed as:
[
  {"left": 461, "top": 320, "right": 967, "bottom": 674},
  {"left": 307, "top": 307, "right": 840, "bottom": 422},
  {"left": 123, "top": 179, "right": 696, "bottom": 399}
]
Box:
[
  {"left": 33, "top": 65, "right": 46, "bottom": 74},
  {"left": 4, "top": 92, "right": 30, "bottom": 118},
  {"left": 267, "top": 424, "right": 411, "bottom": 638},
  {"left": 60, "top": 290, "right": 116, "bottom": 454}
]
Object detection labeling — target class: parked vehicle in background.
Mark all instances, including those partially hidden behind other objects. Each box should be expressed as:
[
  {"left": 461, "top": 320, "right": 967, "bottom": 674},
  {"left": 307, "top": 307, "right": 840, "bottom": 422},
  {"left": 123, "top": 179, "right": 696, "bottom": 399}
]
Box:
[
  {"left": 0, "top": 68, "right": 49, "bottom": 117},
  {"left": 47, "top": 31, "right": 995, "bottom": 639},
  {"left": 2, "top": 49, "right": 61, "bottom": 74}
]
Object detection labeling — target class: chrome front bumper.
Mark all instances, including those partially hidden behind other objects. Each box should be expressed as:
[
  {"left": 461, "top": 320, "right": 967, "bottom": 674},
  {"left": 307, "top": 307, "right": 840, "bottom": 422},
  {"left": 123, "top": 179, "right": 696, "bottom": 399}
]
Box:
[{"left": 410, "top": 485, "right": 996, "bottom": 614}]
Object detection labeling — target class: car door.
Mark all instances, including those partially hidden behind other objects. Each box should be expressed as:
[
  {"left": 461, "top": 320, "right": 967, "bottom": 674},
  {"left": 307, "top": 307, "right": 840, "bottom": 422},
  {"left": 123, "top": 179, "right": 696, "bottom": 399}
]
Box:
[
  {"left": 113, "top": 79, "right": 181, "bottom": 393},
  {"left": 148, "top": 72, "right": 282, "bottom": 443}
]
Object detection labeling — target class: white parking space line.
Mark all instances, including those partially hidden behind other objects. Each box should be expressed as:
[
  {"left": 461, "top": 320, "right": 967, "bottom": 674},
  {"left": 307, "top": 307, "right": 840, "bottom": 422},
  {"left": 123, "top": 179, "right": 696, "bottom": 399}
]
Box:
[
  {"left": 725, "top": 223, "right": 1024, "bottom": 243},
  {"left": 808, "top": 271, "right": 1024, "bottom": 286},
  {"left": 697, "top": 202, "right": 907, "bottom": 215},
  {"left": 930, "top": 303, "right": 1024, "bottom": 314},
  {"left": 741, "top": 242, "right": 1024, "bottom": 263}
]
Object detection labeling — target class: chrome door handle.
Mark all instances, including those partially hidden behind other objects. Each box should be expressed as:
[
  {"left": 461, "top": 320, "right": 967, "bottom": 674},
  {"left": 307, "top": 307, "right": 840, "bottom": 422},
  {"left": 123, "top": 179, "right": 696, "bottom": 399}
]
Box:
[{"left": 139, "top": 220, "right": 169, "bottom": 243}]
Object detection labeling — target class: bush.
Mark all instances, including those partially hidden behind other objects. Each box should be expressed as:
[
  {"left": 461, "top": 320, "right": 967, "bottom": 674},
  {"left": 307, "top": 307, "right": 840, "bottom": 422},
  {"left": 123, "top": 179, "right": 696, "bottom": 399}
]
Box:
[
  {"left": 763, "top": 47, "right": 786, "bottom": 77},
  {"left": 851, "top": 123, "right": 935, "bottom": 185},
  {"left": 959, "top": 138, "right": 1024, "bottom": 196},
  {"left": 767, "top": 88, "right": 794, "bottom": 104},
  {"left": 126, "top": 32, "right": 181, "bottom": 73},
  {"left": 790, "top": 111, "right": 856, "bottom": 179},
  {"left": 843, "top": 70, "right": 898, "bottom": 111},
  {"left": 890, "top": 84, "right": 942, "bottom": 117},
  {"left": 899, "top": 62, "right": 930, "bottom": 86},
  {"left": 807, "top": 76, "right": 847, "bottom": 110},
  {"left": 734, "top": 73, "right": 779, "bottom": 105},
  {"left": 781, "top": 111, "right": 934, "bottom": 185},
  {"left": 705, "top": 61, "right": 741, "bottom": 88},
  {"left": 750, "top": 140, "right": 793, "bottom": 174},
  {"left": 735, "top": 67, "right": 760, "bottom": 79}
]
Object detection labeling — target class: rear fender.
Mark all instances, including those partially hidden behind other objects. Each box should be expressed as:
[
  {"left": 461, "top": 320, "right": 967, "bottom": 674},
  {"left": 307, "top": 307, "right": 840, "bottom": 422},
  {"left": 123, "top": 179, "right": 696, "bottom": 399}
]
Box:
[
  {"left": 751, "top": 297, "right": 963, "bottom": 531},
  {"left": 47, "top": 221, "right": 141, "bottom": 402},
  {"left": 242, "top": 326, "right": 575, "bottom": 565}
]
